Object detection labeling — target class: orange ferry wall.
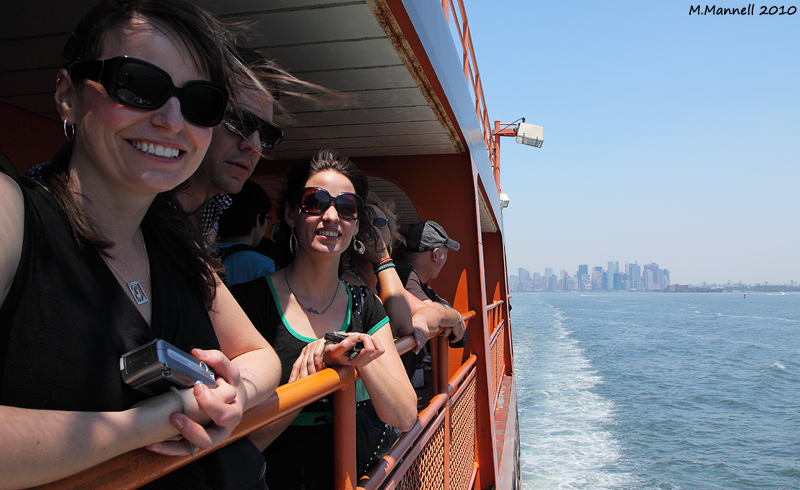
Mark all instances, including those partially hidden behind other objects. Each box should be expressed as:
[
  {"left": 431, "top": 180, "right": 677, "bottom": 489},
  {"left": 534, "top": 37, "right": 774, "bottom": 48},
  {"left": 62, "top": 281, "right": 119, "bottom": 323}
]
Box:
[
  {"left": 482, "top": 230, "right": 513, "bottom": 375},
  {"left": 0, "top": 101, "right": 63, "bottom": 175}
]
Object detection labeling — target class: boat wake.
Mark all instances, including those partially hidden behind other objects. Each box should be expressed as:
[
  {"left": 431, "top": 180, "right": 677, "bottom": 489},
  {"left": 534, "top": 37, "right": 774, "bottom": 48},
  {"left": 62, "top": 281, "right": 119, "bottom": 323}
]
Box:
[{"left": 515, "top": 305, "right": 634, "bottom": 489}]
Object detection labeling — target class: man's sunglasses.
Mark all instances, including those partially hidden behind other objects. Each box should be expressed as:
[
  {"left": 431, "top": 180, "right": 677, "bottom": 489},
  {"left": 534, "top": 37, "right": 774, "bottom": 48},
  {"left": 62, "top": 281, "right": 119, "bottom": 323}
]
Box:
[
  {"left": 299, "top": 187, "right": 363, "bottom": 221},
  {"left": 67, "top": 56, "right": 229, "bottom": 127},
  {"left": 223, "top": 109, "right": 283, "bottom": 150},
  {"left": 372, "top": 217, "right": 388, "bottom": 229}
]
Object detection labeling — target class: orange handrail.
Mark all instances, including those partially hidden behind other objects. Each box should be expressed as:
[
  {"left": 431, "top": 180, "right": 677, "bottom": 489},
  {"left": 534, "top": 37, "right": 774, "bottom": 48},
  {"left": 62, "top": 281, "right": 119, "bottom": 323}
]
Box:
[{"left": 32, "top": 312, "right": 475, "bottom": 490}]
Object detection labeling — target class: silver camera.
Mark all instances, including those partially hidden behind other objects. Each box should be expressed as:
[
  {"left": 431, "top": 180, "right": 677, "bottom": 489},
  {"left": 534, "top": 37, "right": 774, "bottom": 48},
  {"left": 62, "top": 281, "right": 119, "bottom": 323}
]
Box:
[{"left": 120, "top": 339, "right": 216, "bottom": 396}]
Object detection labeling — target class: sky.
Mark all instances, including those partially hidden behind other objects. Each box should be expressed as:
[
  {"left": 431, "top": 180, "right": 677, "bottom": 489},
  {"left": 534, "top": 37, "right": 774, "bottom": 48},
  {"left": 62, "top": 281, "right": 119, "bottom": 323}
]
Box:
[{"left": 460, "top": 0, "right": 800, "bottom": 286}]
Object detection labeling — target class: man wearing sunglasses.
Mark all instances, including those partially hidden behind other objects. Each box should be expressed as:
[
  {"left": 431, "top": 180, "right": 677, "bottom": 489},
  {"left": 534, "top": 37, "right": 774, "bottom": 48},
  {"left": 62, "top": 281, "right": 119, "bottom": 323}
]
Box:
[{"left": 174, "top": 67, "right": 284, "bottom": 241}]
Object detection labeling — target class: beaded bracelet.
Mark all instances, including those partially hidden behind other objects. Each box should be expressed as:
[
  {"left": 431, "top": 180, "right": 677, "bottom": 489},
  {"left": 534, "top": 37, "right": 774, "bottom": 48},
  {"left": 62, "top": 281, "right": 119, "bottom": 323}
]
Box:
[
  {"left": 373, "top": 257, "right": 393, "bottom": 270},
  {"left": 374, "top": 263, "right": 396, "bottom": 275}
]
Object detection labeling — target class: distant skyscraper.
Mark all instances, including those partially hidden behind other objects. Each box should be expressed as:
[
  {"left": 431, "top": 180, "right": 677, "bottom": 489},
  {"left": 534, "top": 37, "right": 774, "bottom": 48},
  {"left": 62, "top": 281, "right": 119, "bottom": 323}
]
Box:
[
  {"left": 545, "top": 267, "right": 553, "bottom": 280},
  {"left": 608, "top": 261, "right": 619, "bottom": 275},
  {"left": 644, "top": 263, "right": 659, "bottom": 290},
  {"left": 577, "top": 264, "right": 588, "bottom": 290},
  {"left": 533, "top": 272, "right": 542, "bottom": 290}
]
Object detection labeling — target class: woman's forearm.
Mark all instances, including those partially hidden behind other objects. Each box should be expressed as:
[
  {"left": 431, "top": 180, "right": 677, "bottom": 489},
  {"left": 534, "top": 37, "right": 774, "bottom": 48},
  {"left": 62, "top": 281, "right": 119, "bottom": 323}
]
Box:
[
  {"left": 376, "top": 268, "right": 415, "bottom": 337},
  {"left": 358, "top": 360, "right": 417, "bottom": 431},
  {"left": 0, "top": 397, "right": 182, "bottom": 489},
  {"left": 231, "top": 346, "right": 282, "bottom": 411}
]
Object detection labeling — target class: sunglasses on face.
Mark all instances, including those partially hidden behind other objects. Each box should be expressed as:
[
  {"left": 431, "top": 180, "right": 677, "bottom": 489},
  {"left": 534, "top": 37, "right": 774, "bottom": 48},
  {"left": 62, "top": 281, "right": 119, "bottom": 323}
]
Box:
[
  {"left": 223, "top": 109, "right": 283, "bottom": 149},
  {"left": 67, "top": 56, "right": 229, "bottom": 127},
  {"left": 299, "top": 187, "right": 363, "bottom": 221},
  {"left": 372, "top": 217, "right": 388, "bottom": 229}
]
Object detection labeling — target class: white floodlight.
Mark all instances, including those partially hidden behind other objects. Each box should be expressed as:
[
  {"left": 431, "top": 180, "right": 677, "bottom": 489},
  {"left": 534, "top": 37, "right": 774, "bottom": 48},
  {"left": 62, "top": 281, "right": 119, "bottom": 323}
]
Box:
[
  {"left": 499, "top": 193, "right": 510, "bottom": 208},
  {"left": 515, "top": 122, "right": 543, "bottom": 148}
]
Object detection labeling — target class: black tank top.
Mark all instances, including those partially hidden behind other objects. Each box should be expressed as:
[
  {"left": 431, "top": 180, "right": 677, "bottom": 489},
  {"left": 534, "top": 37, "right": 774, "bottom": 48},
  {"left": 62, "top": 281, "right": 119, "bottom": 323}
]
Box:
[{"left": 0, "top": 179, "right": 219, "bottom": 410}]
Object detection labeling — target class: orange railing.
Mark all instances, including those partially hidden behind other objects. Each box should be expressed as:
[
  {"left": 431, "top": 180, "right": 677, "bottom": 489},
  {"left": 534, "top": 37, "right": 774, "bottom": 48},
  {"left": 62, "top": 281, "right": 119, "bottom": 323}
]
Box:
[
  {"left": 360, "top": 356, "right": 478, "bottom": 490},
  {"left": 34, "top": 315, "right": 478, "bottom": 490},
  {"left": 440, "top": 0, "right": 497, "bottom": 179},
  {"left": 486, "top": 300, "right": 506, "bottom": 408}
]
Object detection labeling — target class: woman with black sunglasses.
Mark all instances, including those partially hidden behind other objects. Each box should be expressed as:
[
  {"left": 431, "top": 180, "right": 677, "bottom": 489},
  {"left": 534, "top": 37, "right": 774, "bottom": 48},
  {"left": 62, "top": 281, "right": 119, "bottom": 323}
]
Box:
[
  {"left": 0, "top": 1, "right": 280, "bottom": 488},
  {"left": 229, "top": 150, "right": 417, "bottom": 489}
]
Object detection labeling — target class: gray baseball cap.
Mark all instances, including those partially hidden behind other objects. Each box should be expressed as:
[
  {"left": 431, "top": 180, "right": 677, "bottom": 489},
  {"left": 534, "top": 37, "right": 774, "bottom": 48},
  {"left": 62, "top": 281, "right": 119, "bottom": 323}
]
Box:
[{"left": 404, "top": 221, "right": 460, "bottom": 252}]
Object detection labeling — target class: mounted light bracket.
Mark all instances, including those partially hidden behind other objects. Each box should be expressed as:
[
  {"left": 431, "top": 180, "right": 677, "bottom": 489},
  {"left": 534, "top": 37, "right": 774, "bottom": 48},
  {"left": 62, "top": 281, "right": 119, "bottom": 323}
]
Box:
[{"left": 515, "top": 122, "right": 543, "bottom": 148}]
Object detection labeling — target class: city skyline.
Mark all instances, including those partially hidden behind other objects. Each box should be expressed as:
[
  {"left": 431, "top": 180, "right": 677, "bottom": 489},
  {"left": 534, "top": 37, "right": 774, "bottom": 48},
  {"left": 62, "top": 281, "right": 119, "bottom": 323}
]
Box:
[
  {"left": 510, "top": 260, "right": 796, "bottom": 291},
  {"left": 511, "top": 261, "right": 672, "bottom": 292}
]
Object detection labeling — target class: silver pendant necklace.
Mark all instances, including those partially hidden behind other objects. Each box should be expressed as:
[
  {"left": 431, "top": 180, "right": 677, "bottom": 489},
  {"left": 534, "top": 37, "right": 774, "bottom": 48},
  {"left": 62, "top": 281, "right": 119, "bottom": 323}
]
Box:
[
  {"left": 285, "top": 268, "right": 339, "bottom": 315},
  {"left": 103, "top": 230, "right": 150, "bottom": 305}
]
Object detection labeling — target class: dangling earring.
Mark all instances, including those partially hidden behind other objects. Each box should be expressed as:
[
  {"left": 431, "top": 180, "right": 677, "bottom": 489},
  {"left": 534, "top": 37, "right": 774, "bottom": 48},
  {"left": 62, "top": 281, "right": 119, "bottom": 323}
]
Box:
[
  {"left": 63, "top": 119, "right": 75, "bottom": 141},
  {"left": 289, "top": 227, "right": 298, "bottom": 256},
  {"left": 353, "top": 236, "right": 366, "bottom": 255},
  {"left": 388, "top": 244, "right": 393, "bottom": 257}
]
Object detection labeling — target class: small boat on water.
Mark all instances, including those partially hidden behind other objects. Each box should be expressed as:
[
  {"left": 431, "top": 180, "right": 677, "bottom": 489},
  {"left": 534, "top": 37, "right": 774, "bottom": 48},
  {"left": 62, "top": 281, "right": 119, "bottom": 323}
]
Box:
[{"left": 1, "top": 1, "right": 528, "bottom": 488}]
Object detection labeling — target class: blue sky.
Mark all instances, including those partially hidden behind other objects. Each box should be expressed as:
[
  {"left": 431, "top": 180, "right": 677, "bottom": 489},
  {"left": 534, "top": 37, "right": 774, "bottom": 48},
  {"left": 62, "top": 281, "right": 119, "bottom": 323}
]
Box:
[{"left": 462, "top": 0, "right": 800, "bottom": 285}]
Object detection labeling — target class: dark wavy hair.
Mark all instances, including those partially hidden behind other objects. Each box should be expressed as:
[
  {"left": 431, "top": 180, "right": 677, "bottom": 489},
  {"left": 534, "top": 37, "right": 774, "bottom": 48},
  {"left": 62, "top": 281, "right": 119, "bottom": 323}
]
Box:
[
  {"left": 43, "top": 0, "right": 255, "bottom": 308},
  {"left": 275, "top": 150, "right": 378, "bottom": 269},
  {"left": 218, "top": 180, "right": 272, "bottom": 239}
]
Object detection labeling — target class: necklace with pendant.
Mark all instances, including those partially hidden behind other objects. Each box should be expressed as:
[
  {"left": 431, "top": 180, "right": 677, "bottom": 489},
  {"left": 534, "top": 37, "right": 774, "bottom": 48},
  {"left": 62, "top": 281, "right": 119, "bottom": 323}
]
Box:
[
  {"left": 103, "top": 230, "right": 150, "bottom": 305},
  {"left": 285, "top": 268, "right": 339, "bottom": 315}
]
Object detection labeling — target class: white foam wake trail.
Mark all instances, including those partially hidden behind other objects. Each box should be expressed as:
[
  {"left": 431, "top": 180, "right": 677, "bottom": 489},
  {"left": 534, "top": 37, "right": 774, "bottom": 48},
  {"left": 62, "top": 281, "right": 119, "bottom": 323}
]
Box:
[{"left": 516, "top": 306, "right": 633, "bottom": 489}]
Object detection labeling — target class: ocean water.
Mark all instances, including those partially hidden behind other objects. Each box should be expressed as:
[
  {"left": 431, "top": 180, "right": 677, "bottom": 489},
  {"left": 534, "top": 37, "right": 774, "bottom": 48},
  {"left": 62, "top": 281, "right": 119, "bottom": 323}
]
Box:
[{"left": 511, "top": 292, "right": 800, "bottom": 489}]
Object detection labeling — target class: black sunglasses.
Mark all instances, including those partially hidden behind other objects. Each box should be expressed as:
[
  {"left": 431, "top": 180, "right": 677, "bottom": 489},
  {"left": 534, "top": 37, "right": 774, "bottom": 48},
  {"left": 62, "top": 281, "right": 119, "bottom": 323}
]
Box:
[
  {"left": 67, "top": 56, "right": 229, "bottom": 127},
  {"left": 299, "top": 187, "right": 363, "bottom": 221},
  {"left": 223, "top": 109, "right": 283, "bottom": 149},
  {"left": 372, "top": 217, "right": 388, "bottom": 229}
]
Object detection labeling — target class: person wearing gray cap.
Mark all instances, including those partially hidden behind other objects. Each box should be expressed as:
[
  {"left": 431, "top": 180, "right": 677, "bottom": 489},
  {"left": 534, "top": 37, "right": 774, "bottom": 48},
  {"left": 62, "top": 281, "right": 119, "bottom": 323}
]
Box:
[{"left": 396, "top": 221, "right": 466, "bottom": 350}]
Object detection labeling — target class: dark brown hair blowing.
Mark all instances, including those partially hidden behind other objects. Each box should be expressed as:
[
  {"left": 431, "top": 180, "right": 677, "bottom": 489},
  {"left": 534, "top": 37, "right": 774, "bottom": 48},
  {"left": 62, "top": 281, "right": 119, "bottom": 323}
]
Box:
[
  {"left": 275, "top": 150, "right": 378, "bottom": 269},
  {"left": 43, "top": 0, "right": 249, "bottom": 309},
  {"left": 62, "top": 0, "right": 246, "bottom": 92}
]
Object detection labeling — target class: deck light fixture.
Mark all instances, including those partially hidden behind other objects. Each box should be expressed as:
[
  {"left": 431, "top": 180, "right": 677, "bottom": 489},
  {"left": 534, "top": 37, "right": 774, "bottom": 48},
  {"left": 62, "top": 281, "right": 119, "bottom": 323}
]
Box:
[{"left": 515, "top": 122, "right": 543, "bottom": 148}]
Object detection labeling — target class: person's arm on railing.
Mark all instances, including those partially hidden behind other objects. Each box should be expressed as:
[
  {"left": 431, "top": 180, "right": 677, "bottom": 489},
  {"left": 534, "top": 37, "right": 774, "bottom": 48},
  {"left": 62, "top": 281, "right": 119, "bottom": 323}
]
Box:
[
  {"left": 0, "top": 392, "right": 191, "bottom": 489},
  {"left": 323, "top": 327, "right": 417, "bottom": 432},
  {"left": 146, "top": 280, "right": 281, "bottom": 456}
]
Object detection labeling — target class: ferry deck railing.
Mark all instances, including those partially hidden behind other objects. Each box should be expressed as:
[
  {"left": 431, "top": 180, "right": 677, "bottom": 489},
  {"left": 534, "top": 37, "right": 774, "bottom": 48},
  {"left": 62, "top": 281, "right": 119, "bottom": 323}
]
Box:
[
  {"left": 33, "top": 311, "right": 487, "bottom": 490},
  {"left": 440, "top": 0, "right": 501, "bottom": 191},
  {"left": 486, "top": 300, "right": 506, "bottom": 409}
]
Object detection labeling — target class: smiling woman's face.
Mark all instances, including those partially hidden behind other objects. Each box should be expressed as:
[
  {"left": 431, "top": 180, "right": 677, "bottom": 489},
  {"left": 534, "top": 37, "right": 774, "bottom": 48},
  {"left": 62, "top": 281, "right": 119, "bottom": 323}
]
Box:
[
  {"left": 290, "top": 169, "right": 359, "bottom": 258},
  {"left": 67, "top": 19, "right": 213, "bottom": 196}
]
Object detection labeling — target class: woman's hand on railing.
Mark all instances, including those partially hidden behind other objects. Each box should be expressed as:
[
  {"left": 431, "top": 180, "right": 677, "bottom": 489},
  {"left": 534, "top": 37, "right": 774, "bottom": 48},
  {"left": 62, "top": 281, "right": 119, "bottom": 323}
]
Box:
[
  {"left": 324, "top": 332, "right": 386, "bottom": 368},
  {"left": 288, "top": 339, "right": 326, "bottom": 382},
  {"left": 145, "top": 349, "right": 246, "bottom": 456}
]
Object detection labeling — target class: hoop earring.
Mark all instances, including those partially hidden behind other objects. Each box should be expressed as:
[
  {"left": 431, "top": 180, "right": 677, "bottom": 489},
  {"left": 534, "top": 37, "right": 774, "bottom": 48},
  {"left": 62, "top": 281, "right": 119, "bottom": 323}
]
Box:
[
  {"left": 289, "top": 227, "right": 298, "bottom": 256},
  {"left": 353, "top": 237, "right": 366, "bottom": 255},
  {"left": 63, "top": 119, "right": 75, "bottom": 142}
]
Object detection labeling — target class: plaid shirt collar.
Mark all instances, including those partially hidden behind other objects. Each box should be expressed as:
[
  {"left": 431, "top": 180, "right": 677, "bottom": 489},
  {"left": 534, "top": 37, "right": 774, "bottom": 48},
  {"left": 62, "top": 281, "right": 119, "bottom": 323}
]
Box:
[{"left": 200, "top": 194, "right": 232, "bottom": 241}]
